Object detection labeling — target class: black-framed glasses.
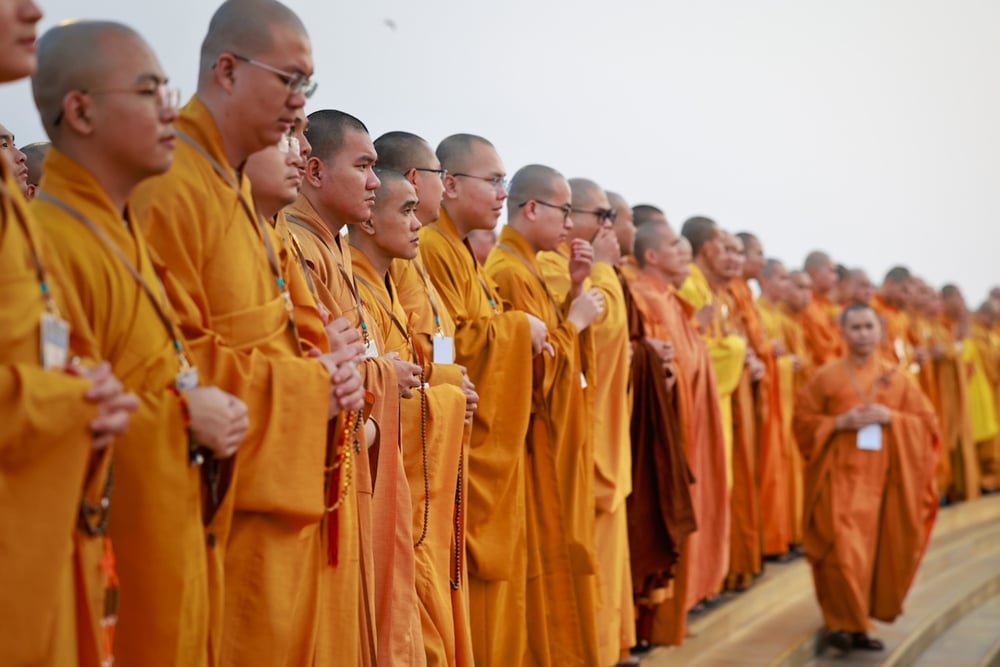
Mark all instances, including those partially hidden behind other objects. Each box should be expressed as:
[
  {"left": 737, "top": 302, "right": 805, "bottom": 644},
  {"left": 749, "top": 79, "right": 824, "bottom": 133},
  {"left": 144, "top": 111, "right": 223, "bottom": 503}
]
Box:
[
  {"left": 413, "top": 167, "right": 447, "bottom": 181},
  {"left": 451, "top": 172, "right": 508, "bottom": 193},
  {"left": 571, "top": 206, "right": 617, "bottom": 224},
  {"left": 518, "top": 199, "right": 572, "bottom": 222},
  {"left": 53, "top": 80, "right": 181, "bottom": 126},
  {"left": 231, "top": 53, "right": 318, "bottom": 99}
]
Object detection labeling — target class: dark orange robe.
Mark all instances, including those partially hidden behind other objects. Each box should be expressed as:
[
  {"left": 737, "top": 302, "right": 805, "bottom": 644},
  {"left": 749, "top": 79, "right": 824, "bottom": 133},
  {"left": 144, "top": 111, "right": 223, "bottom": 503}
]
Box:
[{"left": 798, "top": 293, "right": 845, "bottom": 368}]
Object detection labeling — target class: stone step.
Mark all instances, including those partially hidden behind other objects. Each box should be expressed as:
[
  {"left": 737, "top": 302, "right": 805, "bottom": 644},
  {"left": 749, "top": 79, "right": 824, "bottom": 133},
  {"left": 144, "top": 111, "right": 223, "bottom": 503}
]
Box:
[{"left": 908, "top": 592, "right": 1000, "bottom": 667}]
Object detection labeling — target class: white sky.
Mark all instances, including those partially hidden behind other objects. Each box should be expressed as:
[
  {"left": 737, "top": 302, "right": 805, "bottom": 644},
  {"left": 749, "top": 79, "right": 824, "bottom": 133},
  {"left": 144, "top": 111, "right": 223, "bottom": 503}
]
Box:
[{"left": 3, "top": 0, "right": 999, "bottom": 305}]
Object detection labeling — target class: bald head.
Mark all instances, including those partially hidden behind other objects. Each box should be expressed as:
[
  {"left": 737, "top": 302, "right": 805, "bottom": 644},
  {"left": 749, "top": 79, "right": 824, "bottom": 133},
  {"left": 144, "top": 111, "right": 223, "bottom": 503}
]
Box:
[
  {"left": 199, "top": 0, "right": 306, "bottom": 78},
  {"left": 804, "top": 251, "right": 830, "bottom": 272},
  {"left": 436, "top": 133, "right": 494, "bottom": 173},
  {"left": 32, "top": 21, "right": 148, "bottom": 139},
  {"left": 22, "top": 141, "right": 48, "bottom": 187},
  {"left": 680, "top": 215, "right": 718, "bottom": 258},
  {"left": 607, "top": 191, "right": 635, "bottom": 256},
  {"left": 370, "top": 167, "right": 411, "bottom": 215},
  {"left": 758, "top": 258, "right": 789, "bottom": 303},
  {"left": 845, "top": 268, "right": 874, "bottom": 305},
  {"left": 567, "top": 177, "right": 602, "bottom": 207},
  {"left": 305, "top": 110, "right": 369, "bottom": 163},
  {"left": 634, "top": 219, "right": 667, "bottom": 269},
  {"left": 508, "top": 164, "right": 563, "bottom": 205},
  {"left": 373, "top": 131, "right": 433, "bottom": 174},
  {"left": 632, "top": 204, "right": 667, "bottom": 227}
]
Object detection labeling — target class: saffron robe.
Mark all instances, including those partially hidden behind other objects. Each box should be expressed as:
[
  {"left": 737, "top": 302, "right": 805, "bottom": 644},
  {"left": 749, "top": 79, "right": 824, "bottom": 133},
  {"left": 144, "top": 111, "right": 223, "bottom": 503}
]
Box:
[
  {"left": 794, "top": 355, "right": 938, "bottom": 632},
  {"left": 798, "top": 293, "right": 845, "bottom": 368},
  {"left": 487, "top": 227, "right": 599, "bottom": 667},
  {"left": 0, "top": 155, "right": 104, "bottom": 666},
  {"left": 970, "top": 321, "right": 1000, "bottom": 490},
  {"left": 131, "top": 97, "right": 333, "bottom": 667},
  {"left": 390, "top": 255, "right": 475, "bottom": 666},
  {"left": 934, "top": 319, "right": 981, "bottom": 502},
  {"left": 538, "top": 247, "right": 636, "bottom": 665},
  {"left": 627, "top": 270, "right": 729, "bottom": 645},
  {"left": 34, "top": 149, "right": 208, "bottom": 667},
  {"left": 420, "top": 210, "right": 534, "bottom": 666}
]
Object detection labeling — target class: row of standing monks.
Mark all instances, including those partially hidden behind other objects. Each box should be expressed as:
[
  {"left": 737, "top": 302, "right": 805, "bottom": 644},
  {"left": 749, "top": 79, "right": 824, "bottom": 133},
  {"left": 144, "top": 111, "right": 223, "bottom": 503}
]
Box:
[{"left": 2, "top": 0, "right": 998, "bottom": 665}]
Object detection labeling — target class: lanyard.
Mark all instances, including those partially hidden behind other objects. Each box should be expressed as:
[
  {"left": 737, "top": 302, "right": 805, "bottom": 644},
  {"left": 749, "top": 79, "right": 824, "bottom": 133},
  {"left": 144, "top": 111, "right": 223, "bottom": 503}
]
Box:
[
  {"left": 177, "top": 130, "right": 302, "bottom": 351},
  {"left": 354, "top": 273, "right": 418, "bottom": 363},
  {"left": 496, "top": 242, "right": 564, "bottom": 323},
  {"left": 34, "top": 192, "right": 193, "bottom": 371},
  {"left": 2, "top": 180, "right": 62, "bottom": 319},
  {"left": 412, "top": 258, "right": 444, "bottom": 336},
  {"left": 843, "top": 359, "right": 889, "bottom": 405},
  {"left": 427, "top": 222, "right": 499, "bottom": 315}
]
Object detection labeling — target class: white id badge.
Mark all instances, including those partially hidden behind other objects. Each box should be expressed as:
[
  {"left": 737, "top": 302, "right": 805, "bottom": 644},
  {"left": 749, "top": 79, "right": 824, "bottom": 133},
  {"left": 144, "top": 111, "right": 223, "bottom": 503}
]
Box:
[
  {"left": 40, "top": 312, "right": 70, "bottom": 370},
  {"left": 580, "top": 372, "right": 588, "bottom": 389},
  {"left": 175, "top": 366, "right": 199, "bottom": 391},
  {"left": 364, "top": 338, "right": 379, "bottom": 359},
  {"left": 432, "top": 334, "right": 454, "bottom": 365},
  {"left": 857, "top": 423, "right": 883, "bottom": 451}
]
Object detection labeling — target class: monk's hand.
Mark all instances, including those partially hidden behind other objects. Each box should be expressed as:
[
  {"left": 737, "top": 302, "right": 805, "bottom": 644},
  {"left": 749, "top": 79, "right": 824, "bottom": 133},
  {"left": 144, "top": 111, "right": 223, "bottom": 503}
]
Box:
[
  {"left": 790, "top": 354, "right": 802, "bottom": 373},
  {"left": 665, "top": 363, "right": 678, "bottom": 391},
  {"left": 930, "top": 342, "right": 945, "bottom": 360},
  {"left": 317, "top": 303, "right": 332, "bottom": 326},
  {"left": 385, "top": 352, "right": 422, "bottom": 399},
  {"left": 773, "top": 339, "right": 786, "bottom": 357},
  {"left": 325, "top": 316, "right": 362, "bottom": 358},
  {"left": 694, "top": 303, "right": 715, "bottom": 332},
  {"left": 912, "top": 346, "right": 928, "bottom": 365},
  {"left": 184, "top": 387, "right": 249, "bottom": 459},
  {"left": 835, "top": 406, "right": 868, "bottom": 431},
  {"left": 568, "top": 288, "right": 604, "bottom": 332},
  {"left": 861, "top": 403, "right": 892, "bottom": 425},
  {"left": 316, "top": 353, "right": 365, "bottom": 416},
  {"left": 747, "top": 352, "right": 765, "bottom": 382},
  {"left": 70, "top": 362, "right": 140, "bottom": 450},
  {"left": 525, "top": 313, "right": 552, "bottom": 357},
  {"left": 568, "top": 238, "right": 594, "bottom": 289},
  {"left": 591, "top": 227, "right": 621, "bottom": 266},
  {"left": 459, "top": 367, "right": 479, "bottom": 423},
  {"left": 647, "top": 338, "right": 675, "bottom": 367}
]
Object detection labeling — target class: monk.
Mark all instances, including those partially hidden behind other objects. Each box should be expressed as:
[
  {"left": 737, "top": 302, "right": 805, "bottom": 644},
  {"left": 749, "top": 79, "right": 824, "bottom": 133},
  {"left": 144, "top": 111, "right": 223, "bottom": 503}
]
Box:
[
  {"left": 872, "top": 266, "right": 919, "bottom": 370},
  {"left": 735, "top": 232, "right": 789, "bottom": 560},
  {"left": 21, "top": 141, "right": 48, "bottom": 199},
  {"left": 795, "top": 303, "right": 938, "bottom": 655},
  {"left": 624, "top": 218, "right": 706, "bottom": 650},
  {"left": 800, "top": 251, "right": 845, "bottom": 367},
  {"left": 970, "top": 301, "right": 1000, "bottom": 492},
  {"left": 0, "top": 4, "right": 139, "bottom": 665},
  {"left": 843, "top": 269, "right": 875, "bottom": 306},
  {"left": 0, "top": 121, "right": 29, "bottom": 193},
  {"left": 537, "top": 178, "right": 635, "bottom": 666},
  {"left": 29, "top": 21, "right": 256, "bottom": 667},
  {"left": 420, "top": 133, "right": 546, "bottom": 666},
  {"left": 608, "top": 191, "right": 636, "bottom": 266},
  {"left": 486, "top": 164, "right": 604, "bottom": 667},
  {"left": 467, "top": 228, "right": 496, "bottom": 265},
  {"left": 129, "top": 3, "right": 367, "bottom": 665},
  {"left": 374, "top": 129, "right": 479, "bottom": 666},
  {"left": 757, "top": 259, "right": 809, "bottom": 560},
  {"left": 289, "top": 110, "right": 425, "bottom": 666}
]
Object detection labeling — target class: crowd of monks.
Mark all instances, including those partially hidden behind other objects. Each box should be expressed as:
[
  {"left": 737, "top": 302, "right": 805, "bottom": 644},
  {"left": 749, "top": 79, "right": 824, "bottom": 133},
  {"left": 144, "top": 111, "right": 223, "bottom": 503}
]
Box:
[{"left": 2, "top": 0, "right": 999, "bottom": 665}]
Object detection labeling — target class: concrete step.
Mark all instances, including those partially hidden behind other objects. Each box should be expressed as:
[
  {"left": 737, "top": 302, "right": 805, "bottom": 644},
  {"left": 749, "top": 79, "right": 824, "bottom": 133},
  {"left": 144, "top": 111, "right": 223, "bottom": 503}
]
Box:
[{"left": 909, "top": 592, "right": 1000, "bottom": 667}]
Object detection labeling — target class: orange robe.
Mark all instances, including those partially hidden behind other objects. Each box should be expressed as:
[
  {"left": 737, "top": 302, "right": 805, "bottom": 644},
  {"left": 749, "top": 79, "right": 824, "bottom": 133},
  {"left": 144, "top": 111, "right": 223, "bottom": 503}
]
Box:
[
  {"left": 131, "top": 97, "right": 334, "bottom": 667},
  {"left": 794, "top": 355, "right": 938, "bottom": 632},
  {"left": 487, "top": 227, "right": 599, "bottom": 667},
  {"left": 934, "top": 319, "right": 981, "bottom": 502},
  {"left": 0, "top": 155, "right": 105, "bottom": 666},
  {"left": 872, "top": 294, "right": 917, "bottom": 371},
  {"left": 798, "top": 293, "right": 844, "bottom": 368},
  {"left": 33, "top": 149, "right": 208, "bottom": 667},
  {"left": 970, "top": 321, "right": 1000, "bottom": 490},
  {"left": 731, "top": 279, "right": 788, "bottom": 556},
  {"left": 538, "top": 247, "right": 635, "bottom": 666},
  {"left": 627, "top": 270, "right": 729, "bottom": 645},
  {"left": 390, "top": 255, "right": 475, "bottom": 666},
  {"left": 420, "top": 210, "right": 534, "bottom": 667},
  {"left": 286, "top": 194, "right": 402, "bottom": 666}
]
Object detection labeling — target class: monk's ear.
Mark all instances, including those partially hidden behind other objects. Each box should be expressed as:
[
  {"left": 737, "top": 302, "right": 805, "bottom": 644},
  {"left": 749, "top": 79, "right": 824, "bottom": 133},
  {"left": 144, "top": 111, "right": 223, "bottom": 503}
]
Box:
[
  {"left": 213, "top": 53, "right": 238, "bottom": 93},
  {"left": 359, "top": 217, "right": 376, "bottom": 236},
  {"left": 304, "top": 156, "right": 324, "bottom": 187},
  {"left": 61, "top": 91, "right": 95, "bottom": 136},
  {"left": 404, "top": 167, "right": 419, "bottom": 189},
  {"left": 442, "top": 173, "right": 459, "bottom": 200}
]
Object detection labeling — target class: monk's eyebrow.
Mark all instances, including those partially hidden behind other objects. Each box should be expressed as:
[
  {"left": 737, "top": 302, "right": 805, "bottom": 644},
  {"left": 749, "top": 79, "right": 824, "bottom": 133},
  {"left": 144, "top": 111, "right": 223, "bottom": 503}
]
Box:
[{"left": 134, "top": 72, "right": 168, "bottom": 86}]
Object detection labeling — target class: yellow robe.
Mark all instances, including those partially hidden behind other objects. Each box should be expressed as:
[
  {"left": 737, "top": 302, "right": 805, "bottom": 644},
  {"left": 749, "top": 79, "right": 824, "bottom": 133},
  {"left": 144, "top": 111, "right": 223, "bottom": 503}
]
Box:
[
  {"left": 131, "top": 97, "right": 333, "bottom": 667},
  {"left": 487, "top": 227, "right": 599, "bottom": 667},
  {"left": 0, "top": 153, "right": 104, "bottom": 666},
  {"left": 33, "top": 149, "right": 207, "bottom": 667},
  {"left": 420, "top": 210, "right": 534, "bottom": 667},
  {"left": 934, "top": 321, "right": 981, "bottom": 502},
  {"left": 390, "top": 253, "right": 476, "bottom": 666},
  {"left": 538, "top": 246, "right": 635, "bottom": 665},
  {"left": 970, "top": 321, "right": 1000, "bottom": 490}
]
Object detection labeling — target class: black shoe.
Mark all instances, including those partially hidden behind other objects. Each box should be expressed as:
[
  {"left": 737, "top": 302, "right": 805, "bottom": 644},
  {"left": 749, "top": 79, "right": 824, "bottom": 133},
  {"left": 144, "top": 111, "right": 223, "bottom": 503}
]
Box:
[
  {"left": 825, "top": 629, "right": 852, "bottom": 654},
  {"left": 851, "top": 632, "right": 884, "bottom": 651},
  {"left": 630, "top": 640, "right": 653, "bottom": 655}
]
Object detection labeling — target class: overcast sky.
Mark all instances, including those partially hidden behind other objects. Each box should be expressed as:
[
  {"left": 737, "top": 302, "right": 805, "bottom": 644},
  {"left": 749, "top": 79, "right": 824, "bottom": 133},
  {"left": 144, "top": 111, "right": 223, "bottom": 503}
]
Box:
[{"left": 3, "top": 0, "right": 998, "bottom": 304}]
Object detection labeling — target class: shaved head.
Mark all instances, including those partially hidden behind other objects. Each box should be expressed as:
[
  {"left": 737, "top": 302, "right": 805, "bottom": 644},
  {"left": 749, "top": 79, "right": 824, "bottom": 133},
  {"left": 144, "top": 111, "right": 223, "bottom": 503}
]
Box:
[
  {"left": 632, "top": 204, "right": 667, "bottom": 227},
  {"left": 680, "top": 215, "right": 719, "bottom": 258},
  {"left": 760, "top": 258, "right": 784, "bottom": 279},
  {"left": 32, "top": 21, "right": 147, "bottom": 139},
  {"left": 305, "top": 110, "right": 369, "bottom": 162},
  {"left": 199, "top": 0, "right": 306, "bottom": 78},
  {"left": 436, "top": 133, "right": 494, "bottom": 173},
  {"left": 508, "top": 164, "right": 562, "bottom": 204},
  {"left": 804, "top": 251, "right": 831, "bottom": 272},
  {"left": 21, "top": 141, "right": 48, "bottom": 186},
  {"left": 370, "top": 167, "right": 411, "bottom": 215},
  {"left": 883, "top": 265, "right": 911, "bottom": 284},
  {"left": 634, "top": 219, "right": 666, "bottom": 269},
  {"left": 567, "top": 177, "right": 602, "bottom": 206},
  {"left": 373, "top": 131, "right": 433, "bottom": 173}
]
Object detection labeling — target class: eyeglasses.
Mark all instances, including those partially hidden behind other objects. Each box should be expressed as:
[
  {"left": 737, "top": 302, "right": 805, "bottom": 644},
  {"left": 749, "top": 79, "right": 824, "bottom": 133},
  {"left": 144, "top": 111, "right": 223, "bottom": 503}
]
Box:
[
  {"left": 277, "top": 134, "right": 301, "bottom": 155},
  {"left": 451, "top": 172, "right": 508, "bottom": 193},
  {"left": 571, "top": 206, "right": 617, "bottom": 224},
  {"left": 53, "top": 81, "right": 181, "bottom": 126},
  {"left": 413, "top": 167, "right": 447, "bottom": 181},
  {"left": 231, "top": 53, "right": 318, "bottom": 99},
  {"left": 518, "top": 199, "right": 572, "bottom": 222}
]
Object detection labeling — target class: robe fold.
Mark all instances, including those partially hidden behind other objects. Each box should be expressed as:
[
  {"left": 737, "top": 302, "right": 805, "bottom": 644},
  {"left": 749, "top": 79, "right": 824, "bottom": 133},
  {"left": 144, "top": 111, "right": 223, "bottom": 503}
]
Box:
[
  {"left": 390, "top": 254, "right": 475, "bottom": 666},
  {"left": 131, "top": 97, "right": 333, "bottom": 667},
  {"left": 33, "top": 149, "right": 208, "bottom": 667},
  {"left": 970, "top": 321, "right": 1000, "bottom": 490},
  {"left": 933, "top": 320, "right": 981, "bottom": 502},
  {"left": 626, "top": 270, "right": 729, "bottom": 645},
  {"left": 0, "top": 156, "right": 103, "bottom": 666},
  {"left": 872, "top": 294, "right": 918, "bottom": 371},
  {"left": 420, "top": 211, "right": 533, "bottom": 666},
  {"left": 795, "top": 355, "right": 938, "bottom": 632},
  {"left": 488, "top": 228, "right": 599, "bottom": 667},
  {"left": 538, "top": 247, "right": 635, "bottom": 666},
  {"left": 798, "top": 293, "right": 845, "bottom": 369}
]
